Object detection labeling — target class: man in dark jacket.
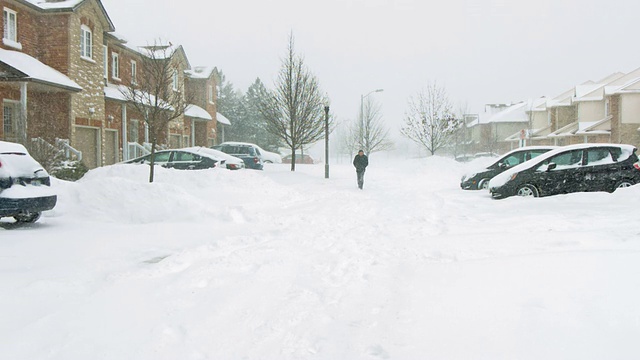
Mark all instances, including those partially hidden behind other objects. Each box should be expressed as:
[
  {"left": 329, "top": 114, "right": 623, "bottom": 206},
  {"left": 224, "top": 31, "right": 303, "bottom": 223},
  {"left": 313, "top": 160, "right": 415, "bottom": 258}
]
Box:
[{"left": 353, "top": 150, "right": 369, "bottom": 189}]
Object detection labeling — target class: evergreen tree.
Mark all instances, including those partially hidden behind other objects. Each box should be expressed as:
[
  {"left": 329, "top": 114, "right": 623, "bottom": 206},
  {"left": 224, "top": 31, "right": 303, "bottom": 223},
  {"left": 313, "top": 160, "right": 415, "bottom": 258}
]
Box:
[
  {"left": 214, "top": 69, "right": 245, "bottom": 141},
  {"left": 244, "top": 78, "right": 282, "bottom": 152}
]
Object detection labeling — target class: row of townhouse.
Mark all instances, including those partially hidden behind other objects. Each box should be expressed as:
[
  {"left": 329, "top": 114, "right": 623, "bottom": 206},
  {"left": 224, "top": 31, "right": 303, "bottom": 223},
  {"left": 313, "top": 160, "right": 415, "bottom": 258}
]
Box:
[
  {"left": 0, "top": 0, "right": 231, "bottom": 168},
  {"left": 464, "top": 68, "right": 640, "bottom": 154}
]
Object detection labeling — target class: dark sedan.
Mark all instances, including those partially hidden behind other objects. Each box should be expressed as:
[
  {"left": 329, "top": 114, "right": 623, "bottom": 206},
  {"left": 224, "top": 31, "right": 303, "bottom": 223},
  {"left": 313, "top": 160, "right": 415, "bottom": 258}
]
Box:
[
  {"left": 489, "top": 144, "right": 640, "bottom": 199},
  {"left": 125, "top": 148, "right": 224, "bottom": 170},
  {"left": 461, "top": 146, "right": 557, "bottom": 190}
]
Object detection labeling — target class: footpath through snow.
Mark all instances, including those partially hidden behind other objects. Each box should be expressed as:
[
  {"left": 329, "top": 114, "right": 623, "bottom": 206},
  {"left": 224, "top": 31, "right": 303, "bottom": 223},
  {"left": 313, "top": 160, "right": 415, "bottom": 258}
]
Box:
[{"left": 1, "top": 156, "right": 640, "bottom": 359}]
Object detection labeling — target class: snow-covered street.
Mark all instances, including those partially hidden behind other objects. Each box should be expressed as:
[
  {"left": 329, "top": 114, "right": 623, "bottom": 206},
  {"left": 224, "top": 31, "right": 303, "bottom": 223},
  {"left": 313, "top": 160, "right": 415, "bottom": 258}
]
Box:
[{"left": 2, "top": 157, "right": 639, "bottom": 359}]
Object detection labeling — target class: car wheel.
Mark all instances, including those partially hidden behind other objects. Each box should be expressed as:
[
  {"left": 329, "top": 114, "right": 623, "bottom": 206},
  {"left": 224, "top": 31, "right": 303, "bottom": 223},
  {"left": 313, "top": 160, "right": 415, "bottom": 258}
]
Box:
[
  {"left": 614, "top": 180, "right": 635, "bottom": 191},
  {"left": 14, "top": 211, "right": 41, "bottom": 223},
  {"left": 478, "top": 178, "right": 490, "bottom": 190},
  {"left": 264, "top": 160, "right": 273, "bottom": 164},
  {"left": 516, "top": 184, "right": 539, "bottom": 197}
]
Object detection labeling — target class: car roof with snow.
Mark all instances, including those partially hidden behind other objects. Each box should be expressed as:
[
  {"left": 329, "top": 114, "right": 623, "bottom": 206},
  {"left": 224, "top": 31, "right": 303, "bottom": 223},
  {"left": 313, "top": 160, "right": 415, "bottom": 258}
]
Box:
[{"left": 0, "top": 141, "right": 28, "bottom": 154}]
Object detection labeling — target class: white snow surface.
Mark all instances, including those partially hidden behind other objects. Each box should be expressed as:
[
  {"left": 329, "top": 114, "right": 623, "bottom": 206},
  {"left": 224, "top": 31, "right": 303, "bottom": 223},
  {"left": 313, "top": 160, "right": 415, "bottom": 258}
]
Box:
[{"left": 2, "top": 157, "right": 639, "bottom": 359}]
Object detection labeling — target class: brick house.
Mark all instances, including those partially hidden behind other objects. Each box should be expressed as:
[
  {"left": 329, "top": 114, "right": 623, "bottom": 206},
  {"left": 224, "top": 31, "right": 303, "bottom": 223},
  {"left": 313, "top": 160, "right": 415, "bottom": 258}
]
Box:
[{"left": 0, "top": 0, "right": 222, "bottom": 169}]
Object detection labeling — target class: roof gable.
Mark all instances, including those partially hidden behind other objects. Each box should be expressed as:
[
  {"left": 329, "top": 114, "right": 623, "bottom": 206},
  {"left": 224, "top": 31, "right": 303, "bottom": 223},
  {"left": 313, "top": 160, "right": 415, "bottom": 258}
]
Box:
[{"left": 18, "top": 0, "right": 115, "bottom": 31}]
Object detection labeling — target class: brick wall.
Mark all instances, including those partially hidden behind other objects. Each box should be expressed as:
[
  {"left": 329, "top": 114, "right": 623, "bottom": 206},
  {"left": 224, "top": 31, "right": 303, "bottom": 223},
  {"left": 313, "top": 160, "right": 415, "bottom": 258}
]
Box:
[{"left": 28, "top": 92, "right": 71, "bottom": 142}]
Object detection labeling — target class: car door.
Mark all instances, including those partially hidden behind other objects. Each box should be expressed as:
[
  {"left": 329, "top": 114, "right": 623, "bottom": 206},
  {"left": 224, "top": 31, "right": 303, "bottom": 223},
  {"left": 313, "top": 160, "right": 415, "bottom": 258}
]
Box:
[
  {"left": 170, "top": 151, "right": 206, "bottom": 170},
  {"left": 534, "top": 149, "right": 584, "bottom": 195},
  {"left": 146, "top": 151, "right": 172, "bottom": 167},
  {"left": 583, "top": 147, "right": 618, "bottom": 192}
]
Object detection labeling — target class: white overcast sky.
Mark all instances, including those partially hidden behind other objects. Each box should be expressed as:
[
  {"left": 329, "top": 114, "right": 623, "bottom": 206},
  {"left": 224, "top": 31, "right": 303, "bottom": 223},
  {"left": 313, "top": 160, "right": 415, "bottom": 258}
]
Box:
[{"left": 104, "top": 0, "right": 640, "bottom": 133}]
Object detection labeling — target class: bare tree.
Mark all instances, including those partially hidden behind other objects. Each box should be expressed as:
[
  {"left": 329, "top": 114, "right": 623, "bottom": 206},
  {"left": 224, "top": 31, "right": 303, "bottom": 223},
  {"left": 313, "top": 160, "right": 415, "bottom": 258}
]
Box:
[
  {"left": 348, "top": 97, "right": 394, "bottom": 155},
  {"left": 401, "top": 82, "right": 461, "bottom": 155},
  {"left": 120, "top": 42, "right": 192, "bottom": 182},
  {"left": 259, "top": 34, "right": 329, "bottom": 171}
]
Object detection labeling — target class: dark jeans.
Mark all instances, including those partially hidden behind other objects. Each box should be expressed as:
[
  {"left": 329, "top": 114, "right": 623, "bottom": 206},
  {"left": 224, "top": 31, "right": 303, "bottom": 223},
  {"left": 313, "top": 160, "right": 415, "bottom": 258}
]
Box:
[{"left": 356, "top": 170, "right": 365, "bottom": 189}]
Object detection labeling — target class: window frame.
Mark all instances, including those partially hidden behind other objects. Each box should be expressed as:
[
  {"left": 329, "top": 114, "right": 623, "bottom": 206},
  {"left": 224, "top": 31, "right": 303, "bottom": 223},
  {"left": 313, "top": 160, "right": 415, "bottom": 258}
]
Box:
[
  {"left": 208, "top": 85, "right": 214, "bottom": 104},
  {"left": 111, "top": 52, "right": 120, "bottom": 80},
  {"left": 80, "top": 24, "right": 93, "bottom": 59},
  {"left": 103, "top": 45, "right": 108, "bottom": 79},
  {"left": 131, "top": 60, "right": 137, "bottom": 85},
  {"left": 3, "top": 7, "right": 17, "bottom": 43},
  {"left": 172, "top": 70, "right": 178, "bottom": 91}
]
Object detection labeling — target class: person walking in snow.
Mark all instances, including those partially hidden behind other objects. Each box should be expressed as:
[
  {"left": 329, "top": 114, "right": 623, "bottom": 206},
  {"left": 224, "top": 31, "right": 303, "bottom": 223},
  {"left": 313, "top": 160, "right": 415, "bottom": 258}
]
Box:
[{"left": 353, "top": 150, "right": 369, "bottom": 189}]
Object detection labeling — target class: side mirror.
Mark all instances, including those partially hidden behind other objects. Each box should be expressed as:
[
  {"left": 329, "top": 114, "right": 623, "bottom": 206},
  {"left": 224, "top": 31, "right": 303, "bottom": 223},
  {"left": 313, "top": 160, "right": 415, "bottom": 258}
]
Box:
[{"left": 547, "top": 162, "right": 557, "bottom": 172}]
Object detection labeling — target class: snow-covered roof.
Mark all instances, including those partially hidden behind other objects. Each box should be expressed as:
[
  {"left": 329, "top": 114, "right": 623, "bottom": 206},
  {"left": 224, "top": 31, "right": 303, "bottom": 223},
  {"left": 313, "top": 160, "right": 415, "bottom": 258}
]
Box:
[
  {"left": 0, "top": 48, "right": 82, "bottom": 91},
  {"left": 22, "top": 0, "right": 115, "bottom": 31},
  {"left": 185, "top": 104, "right": 212, "bottom": 121},
  {"left": 548, "top": 121, "right": 579, "bottom": 137},
  {"left": 576, "top": 116, "right": 612, "bottom": 134},
  {"left": 23, "top": 0, "right": 84, "bottom": 9},
  {"left": 104, "top": 84, "right": 172, "bottom": 110},
  {"left": 216, "top": 112, "right": 231, "bottom": 125},
  {"left": 185, "top": 66, "right": 215, "bottom": 80}
]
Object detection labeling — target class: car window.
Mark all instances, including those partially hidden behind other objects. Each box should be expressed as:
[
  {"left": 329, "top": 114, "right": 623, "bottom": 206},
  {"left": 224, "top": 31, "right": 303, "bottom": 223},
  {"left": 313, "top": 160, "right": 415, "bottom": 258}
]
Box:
[
  {"left": 528, "top": 150, "right": 548, "bottom": 159},
  {"left": 546, "top": 150, "right": 583, "bottom": 171},
  {"left": 173, "top": 151, "right": 199, "bottom": 162},
  {"left": 152, "top": 151, "right": 172, "bottom": 163},
  {"left": 586, "top": 148, "right": 614, "bottom": 166},
  {"left": 499, "top": 153, "right": 523, "bottom": 167}
]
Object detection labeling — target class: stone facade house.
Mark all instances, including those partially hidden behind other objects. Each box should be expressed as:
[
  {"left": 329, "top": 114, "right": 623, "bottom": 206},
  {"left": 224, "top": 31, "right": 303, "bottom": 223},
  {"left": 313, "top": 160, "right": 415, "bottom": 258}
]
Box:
[{"left": 0, "top": 0, "right": 223, "bottom": 169}]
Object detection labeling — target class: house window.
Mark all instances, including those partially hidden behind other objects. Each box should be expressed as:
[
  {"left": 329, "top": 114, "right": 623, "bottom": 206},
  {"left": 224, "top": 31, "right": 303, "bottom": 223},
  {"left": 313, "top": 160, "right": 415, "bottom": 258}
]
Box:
[
  {"left": 3, "top": 8, "right": 17, "bottom": 42},
  {"left": 2, "top": 102, "right": 18, "bottom": 141},
  {"left": 208, "top": 85, "right": 214, "bottom": 103},
  {"left": 80, "top": 25, "right": 92, "bottom": 58},
  {"left": 103, "top": 45, "right": 108, "bottom": 79},
  {"left": 111, "top": 52, "right": 120, "bottom": 80},
  {"left": 131, "top": 60, "right": 137, "bottom": 85},
  {"left": 172, "top": 70, "right": 178, "bottom": 91}
]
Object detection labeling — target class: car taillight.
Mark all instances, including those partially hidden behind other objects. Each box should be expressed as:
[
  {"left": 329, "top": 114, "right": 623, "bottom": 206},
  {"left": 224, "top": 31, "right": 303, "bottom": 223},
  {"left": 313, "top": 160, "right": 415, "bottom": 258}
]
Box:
[
  {"left": 0, "top": 160, "right": 2, "bottom": 167},
  {"left": 253, "top": 157, "right": 259, "bottom": 164},
  {"left": 634, "top": 162, "right": 640, "bottom": 171}
]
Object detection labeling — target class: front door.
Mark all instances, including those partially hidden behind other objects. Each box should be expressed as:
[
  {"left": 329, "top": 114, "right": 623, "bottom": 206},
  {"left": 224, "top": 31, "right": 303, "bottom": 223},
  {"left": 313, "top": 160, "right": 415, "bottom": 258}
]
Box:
[{"left": 2, "top": 101, "right": 20, "bottom": 142}]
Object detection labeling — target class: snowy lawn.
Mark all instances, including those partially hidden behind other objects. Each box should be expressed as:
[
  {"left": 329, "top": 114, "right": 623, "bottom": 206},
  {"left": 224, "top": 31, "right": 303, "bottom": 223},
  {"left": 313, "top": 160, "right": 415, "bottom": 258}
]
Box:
[{"left": 1, "top": 156, "right": 639, "bottom": 359}]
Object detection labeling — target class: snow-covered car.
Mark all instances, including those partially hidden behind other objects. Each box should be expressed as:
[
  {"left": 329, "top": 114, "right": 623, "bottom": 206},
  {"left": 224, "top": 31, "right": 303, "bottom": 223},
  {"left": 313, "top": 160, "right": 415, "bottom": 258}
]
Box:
[
  {"left": 489, "top": 143, "right": 640, "bottom": 199},
  {"left": 0, "top": 141, "right": 57, "bottom": 223},
  {"left": 212, "top": 142, "right": 264, "bottom": 170},
  {"left": 124, "top": 147, "right": 238, "bottom": 170},
  {"left": 182, "top": 147, "right": 245, "bottom": 170},
  {"left": 461, "top": 146, "right": 557, "bottom": 190},
  {"left": 282, "top": 153, "right": 315, "bottom": 164},
  {"left": 217, "top": 141, "right": 282, "bottom": 163}
]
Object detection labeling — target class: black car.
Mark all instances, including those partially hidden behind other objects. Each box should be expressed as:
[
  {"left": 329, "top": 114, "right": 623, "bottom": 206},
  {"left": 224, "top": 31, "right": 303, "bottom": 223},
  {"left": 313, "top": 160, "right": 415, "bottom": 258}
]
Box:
[
  {"left": 461, "top": 146, "right": 557, "bottom": 190},
  {"left": 125, "top": 148, "right": 224, "bottom": 170},
  {"left": 212, "top": 144, "right": 264, "bottom": 170},
  {"left": 0, "top": 141, "right": 57, "bottom": 223},
  {"left": 489, "top": 144, "right": 640, "bottom": 199}
]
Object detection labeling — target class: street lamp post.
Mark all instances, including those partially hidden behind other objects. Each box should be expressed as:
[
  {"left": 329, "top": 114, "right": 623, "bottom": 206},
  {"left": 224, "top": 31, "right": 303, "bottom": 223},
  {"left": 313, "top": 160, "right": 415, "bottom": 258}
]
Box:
[
  {"left": 360, "top": 88, "right": 384, "bottom": 151},
  {"left": 324, "top": 104, "right": 330, "bottom": 179}
]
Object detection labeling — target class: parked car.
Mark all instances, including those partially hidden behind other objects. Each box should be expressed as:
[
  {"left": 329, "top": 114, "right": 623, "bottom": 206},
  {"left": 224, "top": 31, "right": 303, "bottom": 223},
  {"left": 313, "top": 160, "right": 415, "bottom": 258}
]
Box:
[
  {"left": 282, "top": 153, "right": 315, "bottom": 164},
  {"left": 488, "top": 143, "right": 640, "bottom": 199},
  {"left": 212, "top": 143, "right": 264, "bottom": 170},
  {"left": 182, "top": 147, "right": 245, "bottom": 170},
  {"left": 124, "top": 147, "right": 231, "bottom": 170},
  {"left": 461, "top": 146, "right": 557, "bottom": 190},
  {"left": 0, "top": 141, "right": 57, "bottom": 223}
]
